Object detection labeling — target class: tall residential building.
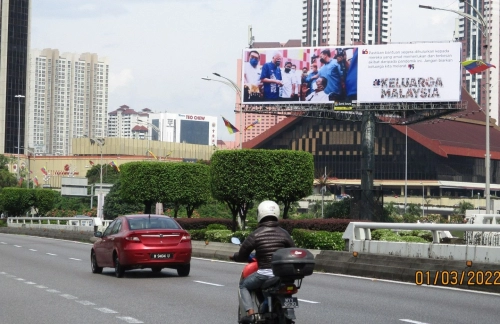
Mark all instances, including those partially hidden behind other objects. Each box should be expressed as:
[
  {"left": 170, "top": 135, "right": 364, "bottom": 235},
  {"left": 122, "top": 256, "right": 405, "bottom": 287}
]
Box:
[
  {"left": 455, "top": 0, "right": 500, "bottom": 124},
  {"left": 28, "top": 49, "right": 109, "bottom": 155},
  {"left": 107, "top": 105, "right": 151, "bottom": 139},
  {"left": 301, "top": 0, "right": 392, "bottom": 46},
  {"left": 0, "top": 0, "right": 31, "bottom": 154}
]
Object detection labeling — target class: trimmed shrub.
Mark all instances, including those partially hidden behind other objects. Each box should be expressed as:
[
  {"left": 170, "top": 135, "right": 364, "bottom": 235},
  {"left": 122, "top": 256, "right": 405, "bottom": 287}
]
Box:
[
  {"left": 205, "top": 230, "right": 233, "bottom": 243},
  {"left": 188, "top": 229, "right": 207, "bottom": 240},
  {"left": 206, "top": 224, "right": 230, "bottom": 230},
  {"left": 175, "top": 218, "right": 233, "bottom": 230},
  {"left": 292, "top": 229, "right": 345, "bottom": 251}
]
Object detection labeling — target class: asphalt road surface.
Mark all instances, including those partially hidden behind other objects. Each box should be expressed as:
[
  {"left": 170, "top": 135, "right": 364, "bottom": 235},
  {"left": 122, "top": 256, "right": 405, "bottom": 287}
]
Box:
[{"left": 1, "top": 233, "right": 499, "bottom": 324}]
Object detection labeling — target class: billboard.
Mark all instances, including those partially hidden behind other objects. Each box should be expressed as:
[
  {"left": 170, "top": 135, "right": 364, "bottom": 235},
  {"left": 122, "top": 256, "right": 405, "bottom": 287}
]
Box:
[{"left": 241, "top": 42, "right": 462, "bottom": 106}]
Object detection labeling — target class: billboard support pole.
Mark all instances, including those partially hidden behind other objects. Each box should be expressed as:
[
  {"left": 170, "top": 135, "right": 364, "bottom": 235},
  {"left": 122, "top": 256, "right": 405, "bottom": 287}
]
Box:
[{"left": 360, "top": 111, "right": 375, "bottom": 221}]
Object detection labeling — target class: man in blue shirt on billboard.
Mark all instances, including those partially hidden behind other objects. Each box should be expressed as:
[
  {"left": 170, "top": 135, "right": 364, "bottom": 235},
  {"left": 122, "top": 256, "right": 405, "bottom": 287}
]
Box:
[
  {"left": 260, "top": 51, "right": 283, "bottom": 100},
  {"left": 318, "top": 49, "right": 343, "bottom": 102}
]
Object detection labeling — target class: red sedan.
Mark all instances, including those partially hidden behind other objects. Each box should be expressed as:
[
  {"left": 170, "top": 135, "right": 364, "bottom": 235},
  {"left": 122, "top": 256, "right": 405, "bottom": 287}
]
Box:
[{"left": 90, "top": 214, "right": 192, "bottom": 278}]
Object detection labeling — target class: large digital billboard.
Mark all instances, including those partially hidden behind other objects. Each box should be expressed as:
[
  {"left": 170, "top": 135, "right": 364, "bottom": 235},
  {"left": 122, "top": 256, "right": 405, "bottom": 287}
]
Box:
[{"left": 241, "top": 42, "right": 462, "bottom": 105}]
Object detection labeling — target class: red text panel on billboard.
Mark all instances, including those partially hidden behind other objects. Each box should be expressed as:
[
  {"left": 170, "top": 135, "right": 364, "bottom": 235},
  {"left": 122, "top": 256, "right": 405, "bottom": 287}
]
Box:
[{"left": 241, "top": 42, "right": 461, "bottom": 105}]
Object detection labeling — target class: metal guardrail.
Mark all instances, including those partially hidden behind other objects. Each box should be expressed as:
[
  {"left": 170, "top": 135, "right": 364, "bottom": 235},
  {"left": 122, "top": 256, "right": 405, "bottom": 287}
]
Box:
[
  {"left": 7, "top": 217, "right": 112, "bottom": 232},
  {"left": 343, "top": 222, "right": 500, "bottom": 264}
]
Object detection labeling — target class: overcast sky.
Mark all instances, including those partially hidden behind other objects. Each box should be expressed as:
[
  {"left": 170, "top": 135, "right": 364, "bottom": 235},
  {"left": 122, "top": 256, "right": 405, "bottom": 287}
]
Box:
[{"left": 31, "top": 0, "right": 460, "bottom": 141}]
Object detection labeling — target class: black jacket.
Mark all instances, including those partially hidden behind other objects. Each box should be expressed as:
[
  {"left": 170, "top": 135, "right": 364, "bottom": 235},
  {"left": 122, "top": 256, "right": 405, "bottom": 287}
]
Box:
[{"left": 232, "top": 221, "right": 295, "bottom": 270}]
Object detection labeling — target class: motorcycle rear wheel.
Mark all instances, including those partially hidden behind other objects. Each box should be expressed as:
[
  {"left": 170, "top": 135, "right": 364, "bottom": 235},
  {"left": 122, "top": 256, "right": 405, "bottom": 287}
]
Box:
[{"left": 272, "top": 299, "right": 294, "bottom": 324}]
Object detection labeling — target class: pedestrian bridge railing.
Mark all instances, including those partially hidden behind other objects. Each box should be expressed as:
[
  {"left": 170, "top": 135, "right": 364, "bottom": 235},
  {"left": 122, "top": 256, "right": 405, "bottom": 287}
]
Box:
[{"left": 343, "top": 222, "right": 500, "bottom": 264}]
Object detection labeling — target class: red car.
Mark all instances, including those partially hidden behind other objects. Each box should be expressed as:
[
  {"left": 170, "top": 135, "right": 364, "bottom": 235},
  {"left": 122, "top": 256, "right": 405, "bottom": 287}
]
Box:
[{"left": 90, "top": 214, "right": 192, "bottom": 278}]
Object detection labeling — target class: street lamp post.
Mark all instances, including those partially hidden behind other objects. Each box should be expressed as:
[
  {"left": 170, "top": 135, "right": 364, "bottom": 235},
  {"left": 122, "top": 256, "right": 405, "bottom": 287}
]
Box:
[
  {"left": 91, "top": 138, "right": 105, "bottom": 219},
  {"left": 419, "top": 1, "right": 492, "bottom": 213},
  {"left": 202, "top": 73, "right": 243, "bottom": 148},
  {"left": 421, "top": 182, "right": 425, "bottom": 218},
  {"left": 137, "top": 119, "right": 162, "bottom": 158},
  {"left": 15, "top": 95, "right": 25, "bottom": 180}
]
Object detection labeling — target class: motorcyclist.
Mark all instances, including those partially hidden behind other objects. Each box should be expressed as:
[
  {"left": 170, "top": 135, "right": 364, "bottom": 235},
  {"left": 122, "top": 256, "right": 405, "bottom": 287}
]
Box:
[{"left": 230, "top": 200, "right": 295, "bottom": 324}]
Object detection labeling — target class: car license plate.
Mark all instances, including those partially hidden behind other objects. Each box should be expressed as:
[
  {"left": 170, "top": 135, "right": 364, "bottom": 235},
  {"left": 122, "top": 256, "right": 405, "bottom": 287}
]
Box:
[
  {"left": 280, "top": 297, "right": 299, "bottom": 308},
  {"left": 151, "top": 253, "right": 173, "bottom": 259}
]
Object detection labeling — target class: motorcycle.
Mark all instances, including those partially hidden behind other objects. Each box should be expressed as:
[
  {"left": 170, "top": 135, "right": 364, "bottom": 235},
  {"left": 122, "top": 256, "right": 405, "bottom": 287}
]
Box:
[{"left": 231, "top": 237, "right": 315, "bottom": 324}]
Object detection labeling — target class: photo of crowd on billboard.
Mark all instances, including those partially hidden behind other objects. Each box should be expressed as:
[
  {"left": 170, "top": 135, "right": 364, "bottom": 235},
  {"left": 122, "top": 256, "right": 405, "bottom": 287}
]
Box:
[{"left": 242, "top": 47, "right": 358, "bottom": 105}]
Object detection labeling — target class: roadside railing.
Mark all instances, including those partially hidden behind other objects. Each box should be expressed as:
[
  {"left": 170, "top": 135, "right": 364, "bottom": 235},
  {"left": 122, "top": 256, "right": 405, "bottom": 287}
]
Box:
[
  {"left": 7, "top": 217, "right": 112, "bottom": 232},
  {"left": 343, "top": 222, "right": 500, "bottom": 264}
]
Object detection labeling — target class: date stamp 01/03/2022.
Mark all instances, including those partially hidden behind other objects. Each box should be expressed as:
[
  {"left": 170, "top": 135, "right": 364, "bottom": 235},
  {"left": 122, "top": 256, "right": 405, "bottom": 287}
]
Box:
[{"left": 415, "top": 270, "right": 500, "bottom": 286}]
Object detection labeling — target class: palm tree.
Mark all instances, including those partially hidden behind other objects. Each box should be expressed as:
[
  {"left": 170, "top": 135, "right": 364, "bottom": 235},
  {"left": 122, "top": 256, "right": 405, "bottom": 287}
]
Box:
[{"left": 314, "top": 168, "right": 335, "bottom": 218}]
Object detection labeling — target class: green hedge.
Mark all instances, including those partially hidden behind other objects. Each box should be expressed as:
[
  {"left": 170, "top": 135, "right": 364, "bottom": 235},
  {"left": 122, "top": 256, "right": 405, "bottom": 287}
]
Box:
[
  {"left": 371, "top": 229, "right": 429, "bottom": 243},
  {"left": 292, "top": 229, "right": 345, "bottom": 251},
  {"left": 175, "top": 218, "right": 232, "bottom": 230}
]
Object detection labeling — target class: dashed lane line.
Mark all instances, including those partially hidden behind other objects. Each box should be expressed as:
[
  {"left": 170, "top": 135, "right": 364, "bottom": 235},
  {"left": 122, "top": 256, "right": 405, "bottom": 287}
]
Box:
[
  {"left": 95, "top": 308, "right": 118, "bottom": 314},
  {"left": 46, "top": 289, "right": 60, "bottom": 293},
  {"left": 76, "top": 300, "right": 96, "bottom": 306},
  {"left": 16, "top": 278, "right": 25, "bottom": 281},
  {"left": 14, "top": 245, "right": 22, "bottom": 248},
  {"left": 0, "top": 242, "right": 7, "bottom": 244},
  {"left": 46, "top": 253, "right": 57, "bottom": 256},
  {"left": 298, "top": 299, "right": 320, "bottom": 304},
  {"left": 35, "top": 285, "right": 48, "bottom": 289},
  {"left": 60, "top": 294, "right": 78, "bottom": 300},
  {"left": 29, "top": 249, "right": 37, "bottom": 252},
  {"left": 193, "top": 280, "right": 224, "bottom": 287},
  {"left": 116, "top": 316, "right": 144, "bottom": 323},
  {"left": 24, "top": 282, "right": 36, "bottom": 285},
  {"left": 400, "top": 320, "right": 430, "bottom": 324},
  {"left": 69, "top": 258, "right": 81, "bottom": 261}
]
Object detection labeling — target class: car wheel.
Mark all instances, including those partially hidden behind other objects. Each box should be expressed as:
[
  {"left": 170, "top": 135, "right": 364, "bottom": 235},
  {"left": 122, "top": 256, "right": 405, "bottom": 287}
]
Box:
[
  {"left": 114, "top": 254, "right": 125, "bottom": 278},
  {"left": 151, "top": 267, "right": 162, "bottom": 273},
  {"left": 91, "top": 250, "right": 103, "bottom": 274},
  {"left": 177, "top": 263, "right": 190, "bottom": 277}
]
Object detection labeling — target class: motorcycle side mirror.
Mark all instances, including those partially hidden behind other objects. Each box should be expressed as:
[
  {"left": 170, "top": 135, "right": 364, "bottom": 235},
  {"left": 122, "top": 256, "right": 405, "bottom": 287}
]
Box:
[{"left": 231, "top": 237, "right": 241, "bottom": 245}]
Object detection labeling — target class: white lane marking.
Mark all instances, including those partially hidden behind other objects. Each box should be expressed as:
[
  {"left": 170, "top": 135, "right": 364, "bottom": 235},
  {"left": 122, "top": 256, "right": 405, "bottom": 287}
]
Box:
[
  {"left": 317, "top": 272, "right": 500, "bottom": 297},
  {"left": 76, "top": 300, "right": 95, "bottom": 306},
  {"left": 46, "top": 289, "right": 60, "bottom": 293},
  {"left": 16, "top": 278, "right": 25, "bottom": 281},
  {"left": 0, "top": 233, "right": 92, "bottom": 245},
  {"left": 36, "top": 285, "right": 48, "bottom": 289},
  {"left": 193, "top": 280, "right": 224, "bottom": 287},
  {"left": 24, "top": 282, "right": 36, "bottom": 285},
  {"left": 46, "top": 253, "right": 57, "bottom": 256},
  {"left": 60, "top": 294, "right": 78, "bottom": 300},
  {"left": 69, "top": 258, "right": 81, "bottom": 261},
  {"left": 400, "top": 320, "right": 429, "bottom": 324},
  {"left": 14, "top": 245, "right": 22, "bottom": 248},
  {"left": 0, "top": 242, "right": 7, "bottom": 244},
  {"left": 116, "top": 316, "right": 144, "bottom": 323},
  {"left": 298, "top": 299, "right": 320, "bottom": 304},
  {"left": 95, "top": 308, "right": 118, "bottom": 314},
  {"left": 0, "top": 272, "right": 6, "bottom": 274},
  {"left": 29, "top": 249, "right": 37, "bottom": 252}
]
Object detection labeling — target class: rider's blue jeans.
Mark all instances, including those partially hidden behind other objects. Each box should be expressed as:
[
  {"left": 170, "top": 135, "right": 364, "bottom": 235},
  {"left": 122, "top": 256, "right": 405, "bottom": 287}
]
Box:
[{"left": 239, "top": 272, "right": 272, "bottom": 312}]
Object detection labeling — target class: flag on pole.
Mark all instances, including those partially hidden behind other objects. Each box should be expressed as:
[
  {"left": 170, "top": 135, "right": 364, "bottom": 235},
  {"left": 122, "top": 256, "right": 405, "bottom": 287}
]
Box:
[
  {"left": 222, "top": 116, "right": 239, "bottom": 134},
  {"left": 148, "top": 150, "right": 158, "bottom": 160},
  {"left": 166, "top": 150, "right": 173, "bottom": 157},
  {"left": 109, "top": 161, "right": 120, "bottom": 172},
  {"left": 461, "top": 60, "right": 496, "bottom": 74},
  {"left": 41, "top": 167, "right": 48, "bottom": 175},
  {"left": 89, "top": 160, "right": 95, "bottom": 166},
  {"left": 34, "top": 176, "right": 39, "bottom": 187},
  {"left": 244, "top": 119, "right": 260, "bottom": 131}
]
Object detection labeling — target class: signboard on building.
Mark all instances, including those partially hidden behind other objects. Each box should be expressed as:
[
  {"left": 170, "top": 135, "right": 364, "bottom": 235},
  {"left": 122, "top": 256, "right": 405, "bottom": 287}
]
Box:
[{"left": 241, "top": 42, "right": 462, "bottom": 105}]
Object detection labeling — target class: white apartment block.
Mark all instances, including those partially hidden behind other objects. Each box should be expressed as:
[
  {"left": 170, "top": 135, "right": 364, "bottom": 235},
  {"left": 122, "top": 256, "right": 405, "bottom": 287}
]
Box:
[
  {"left": 28, "top": 49, "right": 109, "bottom": 156},
  {"left": 107, "top": 105, "right": 151, "bottom": 139},
  {"left": 455, "top": 0, "right": 500, "bottom": 124},
  {"left": 302, "top": 0, "right": 392, "bottom": 46}
]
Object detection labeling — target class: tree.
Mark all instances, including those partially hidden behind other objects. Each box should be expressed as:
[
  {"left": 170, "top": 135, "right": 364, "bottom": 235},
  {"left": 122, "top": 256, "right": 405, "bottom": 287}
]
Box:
[
  {"left": 85, "top": 164, "right": 120, "bottom": 185},
  {"left": 265, "top": 151, "right": 314, "bottom": 219},
  {"left": 120, "top": 162, "right": 174, "bottom": 214},
  {"left": 0, "top": 188, "right": 35, "bottom": 216},
  {"left": 103, "top": 180, "right": 148, "bottom": 220},
  {"left": 0, "top": 169, "right": 17, "bottom": 188},
  {"left": 0, "top": 154, "right": 11, "bottom": 170},
  {"left": 210, "top": 150, "right": 268, "bottom": 231},
  {"left": 167, "top": 163, "right": 211, "bottom": 218},
  {"left": 33, "top": 189, "right": 59, "bottom": 216},
  {"left": 453, "top": 201, "right": 474, "bottom": 216},
  {"left": 210, "top": 149, "right": 314, "bottom": 230},
  {"left": 324, "top": 198, "right": 351, "bottom": 219}
]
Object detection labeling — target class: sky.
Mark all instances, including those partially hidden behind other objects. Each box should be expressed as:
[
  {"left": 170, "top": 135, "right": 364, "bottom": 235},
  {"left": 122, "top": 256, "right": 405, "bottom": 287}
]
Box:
[{"left": 31, "top": 0, "right": 460, "bottom": 141}]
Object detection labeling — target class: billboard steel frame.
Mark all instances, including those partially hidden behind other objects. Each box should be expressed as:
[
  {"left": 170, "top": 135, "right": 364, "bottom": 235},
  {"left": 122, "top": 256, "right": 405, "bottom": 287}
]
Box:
[{"left": 237, "top": 101, "right": 467, "bottom": 125}]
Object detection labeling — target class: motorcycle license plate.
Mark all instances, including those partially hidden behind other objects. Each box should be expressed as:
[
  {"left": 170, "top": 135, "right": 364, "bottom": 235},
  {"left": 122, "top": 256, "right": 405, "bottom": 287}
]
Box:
[{"left": 280, "top": 297, "right": 299, "bottom": 308}]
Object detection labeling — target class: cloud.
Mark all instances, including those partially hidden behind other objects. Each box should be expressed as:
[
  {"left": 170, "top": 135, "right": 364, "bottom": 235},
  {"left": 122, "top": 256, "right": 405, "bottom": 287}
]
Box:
[{"left": 109, "top": 69, "right": 134, "bottom": 93}]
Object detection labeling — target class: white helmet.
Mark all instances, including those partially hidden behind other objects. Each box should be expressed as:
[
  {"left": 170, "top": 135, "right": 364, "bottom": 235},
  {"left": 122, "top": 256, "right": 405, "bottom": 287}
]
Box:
[{"left": 257, "top": 200, "right": 280, "bottom": 223}]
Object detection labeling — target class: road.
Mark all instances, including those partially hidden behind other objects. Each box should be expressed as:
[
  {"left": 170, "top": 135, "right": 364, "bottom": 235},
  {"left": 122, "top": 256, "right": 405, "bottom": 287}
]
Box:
[{"left": 0, "top": 233, "right": 499, "bottom": 324}]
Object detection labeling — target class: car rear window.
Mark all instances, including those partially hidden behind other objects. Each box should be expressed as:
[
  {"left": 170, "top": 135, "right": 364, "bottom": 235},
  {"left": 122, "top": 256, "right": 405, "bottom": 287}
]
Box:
[{"left": 127, "top": 217, "right": 181, "bottom": 230}]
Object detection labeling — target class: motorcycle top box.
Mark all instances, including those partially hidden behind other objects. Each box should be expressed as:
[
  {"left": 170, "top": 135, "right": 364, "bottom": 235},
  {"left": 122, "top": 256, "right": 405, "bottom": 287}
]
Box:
[{"left": 271, "top": 248, "right": 315, "bottom": 279}]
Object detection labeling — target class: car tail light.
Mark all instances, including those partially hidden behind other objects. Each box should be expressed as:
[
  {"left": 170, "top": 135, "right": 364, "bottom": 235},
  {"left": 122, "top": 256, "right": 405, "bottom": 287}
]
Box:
[
  {"left": 125, "top": 236, "right": 141, "bottom": 242},
  {"left": 278, "top": 284, "right": 297, "bottom": 295},
  {"left": 180, "top": 234, "right": 191, "bottom": 242}
]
